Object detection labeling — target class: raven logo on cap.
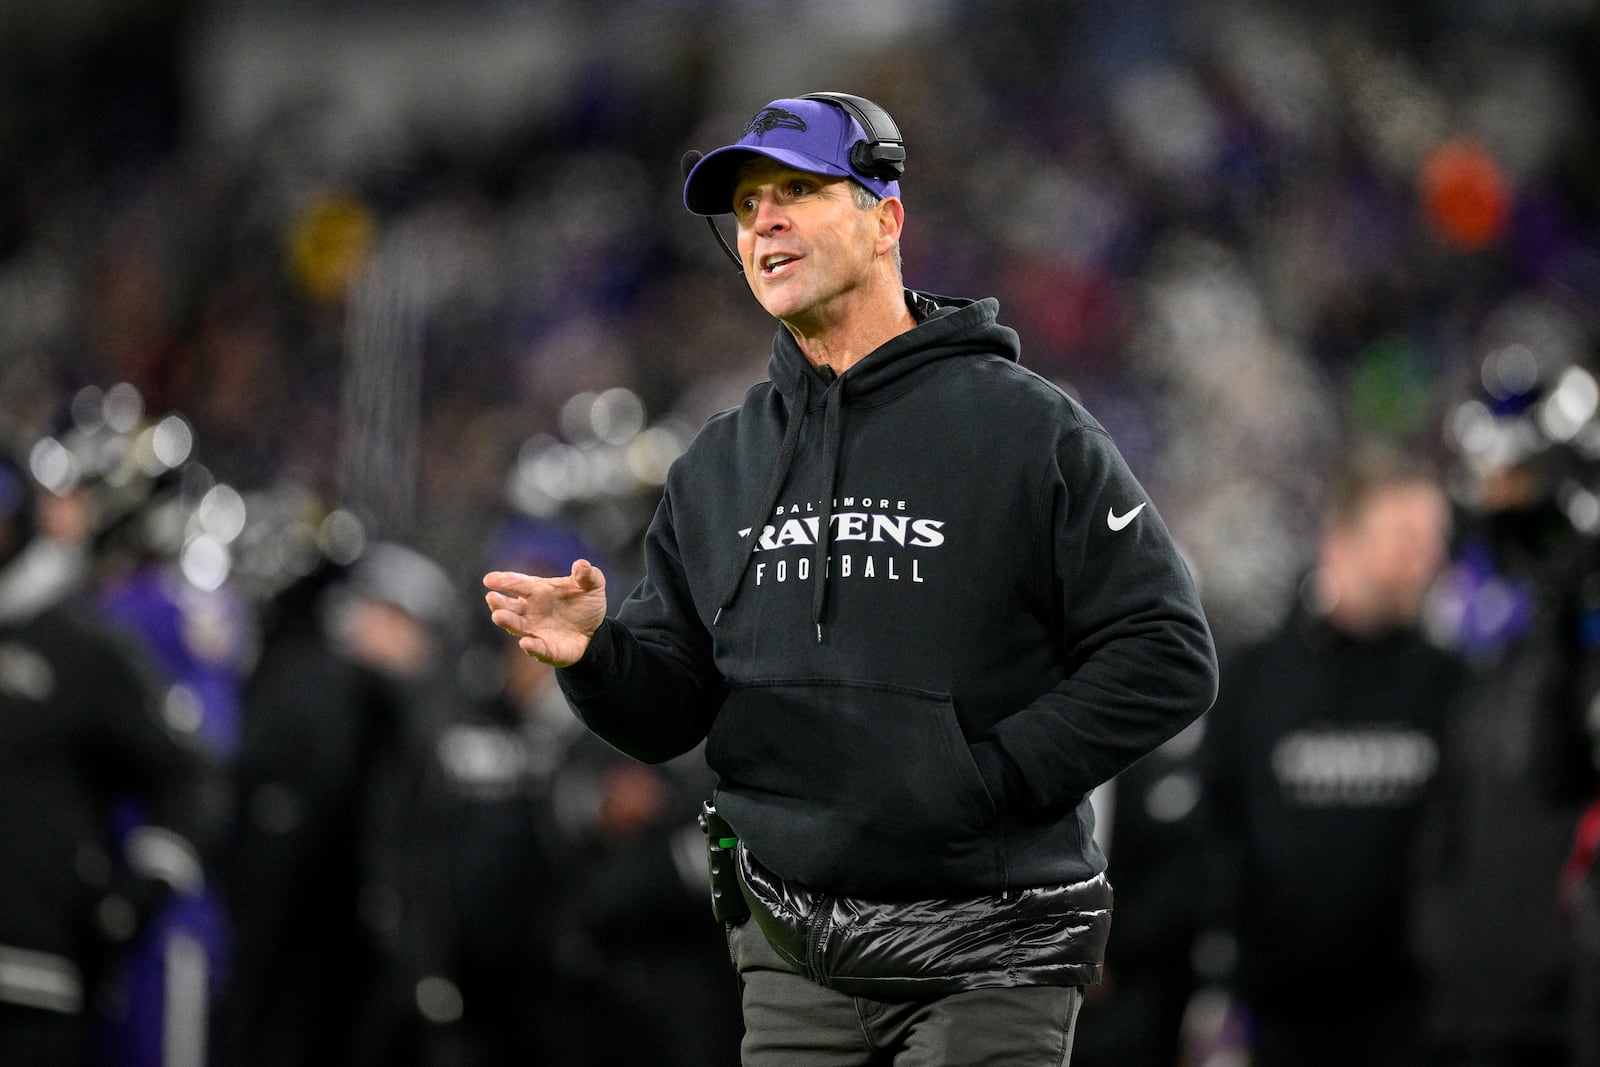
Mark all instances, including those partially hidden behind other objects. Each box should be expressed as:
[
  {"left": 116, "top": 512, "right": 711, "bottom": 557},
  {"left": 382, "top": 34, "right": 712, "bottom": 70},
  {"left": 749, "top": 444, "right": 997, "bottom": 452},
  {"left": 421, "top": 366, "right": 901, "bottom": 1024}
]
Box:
[{"left": 745, "top": 106, "right": 808, "bottom": 137}]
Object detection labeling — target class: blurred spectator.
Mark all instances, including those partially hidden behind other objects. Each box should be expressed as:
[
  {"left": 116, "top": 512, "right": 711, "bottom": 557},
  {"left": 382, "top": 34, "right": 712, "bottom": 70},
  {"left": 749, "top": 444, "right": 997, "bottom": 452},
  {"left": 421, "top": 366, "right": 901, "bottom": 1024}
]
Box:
[
  {"left": 1566, "top": 795, "right": 1600, "bottom": 1067},
  {"left": 19, "top": 383, "right": 260, "bottom": 1064},
  {"left": 466, "top": 515, "right": 741, "bottom": 1067},
  {"left": 1538, "top": 543, "right": 1600, "bottom": 1067},
  {"left": 1412, "top": 350, "right": 1599, "bottom": 1067},
  {"left": 217, "top": 538, "right": 455, "bottom": 1067},
  {"left": 1072, "top": 718, "right": 1211, "bottom": 1067},
  {"left": 386, "top": 607, "right": 581, "bottom": 1065},
  {"left": 1540, "top": 511, "right": 1600, "bottom": 1063},
  {"left": 341, "top": 525, "right": 579, "bottom": 1067},
  {"left": 92, "top": 500, "right": 251, "bottom": 1066},
  {"left": 1200, "top": 445, "right": 1464, "bottom": 1067},
  {"left": 0, "top": 446, "right": 206, "bottom": 1066}
]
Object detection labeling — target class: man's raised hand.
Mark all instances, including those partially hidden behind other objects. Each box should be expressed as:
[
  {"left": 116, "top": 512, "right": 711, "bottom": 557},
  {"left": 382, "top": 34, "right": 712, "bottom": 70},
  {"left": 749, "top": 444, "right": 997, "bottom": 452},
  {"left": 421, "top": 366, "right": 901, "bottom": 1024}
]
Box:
[{"left": 483, "top": 559, "right": 608, "bottom": 667}]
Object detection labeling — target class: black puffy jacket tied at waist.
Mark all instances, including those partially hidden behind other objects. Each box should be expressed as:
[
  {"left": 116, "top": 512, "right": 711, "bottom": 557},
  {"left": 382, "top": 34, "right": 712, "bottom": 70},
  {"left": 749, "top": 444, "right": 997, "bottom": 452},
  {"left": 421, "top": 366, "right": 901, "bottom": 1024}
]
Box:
[{"left": 737, "top": 845, "right": 1112, "bottom": 997}]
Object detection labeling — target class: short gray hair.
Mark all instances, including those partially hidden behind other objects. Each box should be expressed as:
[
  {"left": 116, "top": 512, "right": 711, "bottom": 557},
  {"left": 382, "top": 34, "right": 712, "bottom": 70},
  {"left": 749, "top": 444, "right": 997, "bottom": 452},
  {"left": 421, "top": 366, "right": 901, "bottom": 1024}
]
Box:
[{"left": 852, "top": 182, "right": 902, "bottom": 275}]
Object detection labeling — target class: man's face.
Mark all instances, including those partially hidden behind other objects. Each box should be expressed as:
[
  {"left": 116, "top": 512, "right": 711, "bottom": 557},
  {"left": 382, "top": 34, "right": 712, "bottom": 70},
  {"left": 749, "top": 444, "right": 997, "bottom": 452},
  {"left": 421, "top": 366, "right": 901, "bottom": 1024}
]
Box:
[
  {"left": 1340, "top": 481, "right": 1452, "bottom": 627},
  {"left": 730, "top": 158, "right": 883, "bottom": 329}
]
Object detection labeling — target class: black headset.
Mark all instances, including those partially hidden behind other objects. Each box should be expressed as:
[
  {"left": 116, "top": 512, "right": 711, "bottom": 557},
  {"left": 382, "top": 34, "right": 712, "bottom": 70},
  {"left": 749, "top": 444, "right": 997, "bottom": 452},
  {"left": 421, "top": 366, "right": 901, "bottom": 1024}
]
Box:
[{"left": 800, "top": 91, "right": 907, "bottom": 182}]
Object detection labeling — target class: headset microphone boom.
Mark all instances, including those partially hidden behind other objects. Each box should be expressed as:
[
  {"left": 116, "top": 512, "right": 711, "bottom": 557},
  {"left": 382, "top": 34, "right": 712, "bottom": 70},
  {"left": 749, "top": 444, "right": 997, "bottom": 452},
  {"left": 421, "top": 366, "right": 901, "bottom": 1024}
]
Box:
[{"left": 681, "top": 149, "right": 744, "bottom": 271}]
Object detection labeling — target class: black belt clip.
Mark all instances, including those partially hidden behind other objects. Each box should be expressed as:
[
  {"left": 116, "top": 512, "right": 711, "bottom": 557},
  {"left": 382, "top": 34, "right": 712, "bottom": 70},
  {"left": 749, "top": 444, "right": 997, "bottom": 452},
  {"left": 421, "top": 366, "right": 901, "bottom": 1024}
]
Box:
[{"left": 699, "top": 800, "right": 748, "bottom": 923}]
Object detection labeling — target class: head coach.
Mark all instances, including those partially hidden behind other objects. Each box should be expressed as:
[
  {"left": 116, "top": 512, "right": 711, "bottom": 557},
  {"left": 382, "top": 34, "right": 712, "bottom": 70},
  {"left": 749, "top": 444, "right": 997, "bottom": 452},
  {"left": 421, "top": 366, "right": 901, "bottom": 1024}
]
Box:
[{"left": 486, "top": 92, "right": 1218, "bottom": 1065}]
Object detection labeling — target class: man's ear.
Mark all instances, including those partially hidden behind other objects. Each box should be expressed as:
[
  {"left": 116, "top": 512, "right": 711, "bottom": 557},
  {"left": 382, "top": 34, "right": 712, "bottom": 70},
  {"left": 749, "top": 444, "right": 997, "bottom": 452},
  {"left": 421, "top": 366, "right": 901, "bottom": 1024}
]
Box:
[{"left": 875, "top": 196, "right": 905, "bottom": 257}]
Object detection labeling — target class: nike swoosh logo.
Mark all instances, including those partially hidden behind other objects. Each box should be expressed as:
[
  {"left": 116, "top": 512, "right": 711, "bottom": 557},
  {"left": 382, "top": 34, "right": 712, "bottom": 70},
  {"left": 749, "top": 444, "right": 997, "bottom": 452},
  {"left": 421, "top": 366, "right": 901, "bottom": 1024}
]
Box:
[{"left": 1107, "top": 503, "right": 1146, "bottom": 531}]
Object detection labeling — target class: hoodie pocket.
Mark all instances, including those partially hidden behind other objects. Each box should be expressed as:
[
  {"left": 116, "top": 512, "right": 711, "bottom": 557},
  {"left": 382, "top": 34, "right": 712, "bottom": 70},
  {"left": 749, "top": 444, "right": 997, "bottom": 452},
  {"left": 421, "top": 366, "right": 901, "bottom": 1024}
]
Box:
[{"left": 707, "top": 679, "right": 1000, "bottom": 896}]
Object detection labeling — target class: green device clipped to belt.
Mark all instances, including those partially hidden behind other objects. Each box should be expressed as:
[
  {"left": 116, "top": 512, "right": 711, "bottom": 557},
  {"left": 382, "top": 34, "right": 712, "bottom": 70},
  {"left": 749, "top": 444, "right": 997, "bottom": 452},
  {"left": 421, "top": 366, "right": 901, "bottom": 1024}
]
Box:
[{"left": 699, "top": 800, "right": 749, "bottom": 923}]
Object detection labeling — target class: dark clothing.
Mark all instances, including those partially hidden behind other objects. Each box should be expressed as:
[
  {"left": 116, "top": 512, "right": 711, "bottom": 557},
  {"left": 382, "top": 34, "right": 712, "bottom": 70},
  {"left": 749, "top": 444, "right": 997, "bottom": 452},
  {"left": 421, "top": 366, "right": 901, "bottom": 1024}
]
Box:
[
  {"left": 217, "top": 614, "right": 399, "bottom": 1067},
  {"left": 539, "top": 736, "right": 742, "bottom": 1067},
  {"left": 349, "top": 669, "right": 569, "bottom": 1067},
  {"left": 736, "top": 844, "right": 1110, "bottom": 995},
  {"left": 1412, "top": 618, "right": 1586, "bottom": 1065},
  {"left": 559, "top": 291, "right": 1216, "bottom": 991},
  {"left": 1071, "top": 725, "right": 1211, "bottom": 1067},
  {"left": 1572, "top": 814, "right": 1600, "bottom": 1067},
  {"left": 728, "top": 918, "right": 1084, "bottom": 1066},
  {"left": 0, "top": 606, "right": 193, "bottom": 968},
  {"left": 372, "top": 672, "right": 740, "bottom": 1067},
  {"left": 0, "top": 545, "right": 201, "bottom": 1062},
  {"left": 1249, "top": 998, "right": 1421, "bottom": 1067},
  {"left": 1202, "top": 603, "right": 1465, "bottom": 1063}
]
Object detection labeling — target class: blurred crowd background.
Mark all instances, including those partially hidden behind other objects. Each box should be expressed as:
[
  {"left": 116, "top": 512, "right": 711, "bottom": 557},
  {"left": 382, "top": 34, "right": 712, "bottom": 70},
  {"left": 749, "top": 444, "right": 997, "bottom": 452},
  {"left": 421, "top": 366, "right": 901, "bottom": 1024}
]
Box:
[
  {"left": 3, "top": 0, "right": 1600, "bottom": 1064},
  {"left": 3, "top": 0, "right": 1595, "bottom": 644}
]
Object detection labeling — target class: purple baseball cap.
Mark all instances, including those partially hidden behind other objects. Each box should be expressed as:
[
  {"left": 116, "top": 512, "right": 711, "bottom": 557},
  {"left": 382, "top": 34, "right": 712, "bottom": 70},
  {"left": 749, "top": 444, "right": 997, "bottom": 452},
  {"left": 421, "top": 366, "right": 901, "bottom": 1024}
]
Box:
[{"left": 683, "top": 96, "right": 902, "bottom": 216}]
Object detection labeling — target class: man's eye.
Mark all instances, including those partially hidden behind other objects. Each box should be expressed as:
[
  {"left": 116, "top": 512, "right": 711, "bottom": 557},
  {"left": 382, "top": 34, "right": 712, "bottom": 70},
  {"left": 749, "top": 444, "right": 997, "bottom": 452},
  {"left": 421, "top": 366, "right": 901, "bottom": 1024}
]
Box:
[{"left": 788, "top": 182, "right": 809, "bottom": 196}]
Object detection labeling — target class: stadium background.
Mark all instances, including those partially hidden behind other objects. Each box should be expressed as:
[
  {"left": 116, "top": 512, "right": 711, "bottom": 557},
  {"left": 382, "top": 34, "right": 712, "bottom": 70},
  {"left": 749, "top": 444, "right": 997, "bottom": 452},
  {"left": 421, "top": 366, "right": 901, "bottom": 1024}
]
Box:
[{"left": 4, "top": 0, "right": 1595, "bottom": 649}]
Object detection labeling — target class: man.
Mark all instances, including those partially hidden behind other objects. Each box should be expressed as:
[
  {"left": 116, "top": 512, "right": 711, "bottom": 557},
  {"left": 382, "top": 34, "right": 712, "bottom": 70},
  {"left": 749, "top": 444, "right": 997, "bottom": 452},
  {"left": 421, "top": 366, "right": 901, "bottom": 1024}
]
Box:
[
  {"left": 220, "top": 538, "right": 459, "bottom": 1067},
  {"left": 1200, "top": 448, "right": 1465, "bottom": 1067},
  {"left": 0, "top": 447, "right": 205, "bottom": 1066},
  {"left": 1070, "top": 718, "right": 1211, "bottom": 1067},
  {"left": 485, "top": 93, "right": 1218, "bottom": 1065},
  {"left": 1411, "top": 387, "right": 1594, "bottom": 1067}
]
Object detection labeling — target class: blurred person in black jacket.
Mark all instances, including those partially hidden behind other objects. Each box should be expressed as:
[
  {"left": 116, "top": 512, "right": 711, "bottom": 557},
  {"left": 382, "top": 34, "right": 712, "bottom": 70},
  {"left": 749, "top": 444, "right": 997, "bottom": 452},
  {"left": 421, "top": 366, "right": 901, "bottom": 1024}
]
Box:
[
  {"left": 1202, "top": 445, "right": 1465, "bottom": 1067},
  {"left": 0, "top": 448, "right": 205, "bottom": 1066},
  {"left": 1412, "top": 356, "right": 1600, "bottom": 1067},
  {"left": 1540, "top": 508, "right": 1600, "bottom": 1064},
  {"left": 452, "top": 516, "right": 740, "bottom": 1067},
  {"left": 356, "top": 521, "right": 592, "bottom": 1067},
  {"left": 386, "top": 607, "right": 580, "bottom": 1066},
  {"left": 534, "top": 712, "right": 740, "bottom": 1067},
  {"left": 1563, "top": 794, "right": 1600, "bottom": 1067},
  {"left": 218, "top": 538, "right": 456, "bottom": 1067},
  {"left": 1070, "top": 718, "right": 1212, "bottom": 1067}
]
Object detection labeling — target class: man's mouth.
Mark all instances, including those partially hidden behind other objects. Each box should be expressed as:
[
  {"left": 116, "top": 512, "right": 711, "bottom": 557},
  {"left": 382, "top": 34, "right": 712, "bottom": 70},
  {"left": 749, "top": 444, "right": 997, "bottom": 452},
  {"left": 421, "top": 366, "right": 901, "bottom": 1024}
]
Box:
[{"left": 760, "top": 253, "right": 800, "bottom": 277}]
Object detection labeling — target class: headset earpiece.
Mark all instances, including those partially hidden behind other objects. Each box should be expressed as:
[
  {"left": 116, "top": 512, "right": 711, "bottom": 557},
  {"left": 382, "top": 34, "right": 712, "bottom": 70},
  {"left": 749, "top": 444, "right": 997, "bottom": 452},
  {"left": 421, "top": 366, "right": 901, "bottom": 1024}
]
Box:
[{"left": 800, "top": 92, "right": 906, "bottom": 183}]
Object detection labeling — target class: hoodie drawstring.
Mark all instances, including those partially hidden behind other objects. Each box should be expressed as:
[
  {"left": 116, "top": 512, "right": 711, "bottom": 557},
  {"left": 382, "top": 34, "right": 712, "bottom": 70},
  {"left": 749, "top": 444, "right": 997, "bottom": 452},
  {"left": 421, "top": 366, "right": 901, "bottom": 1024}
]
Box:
[
  {"left": 809, "top": 381, "right": 844, "bottom": 642},
  {"left": 713, "top": 371, "right": 812, "bottom": 625}
]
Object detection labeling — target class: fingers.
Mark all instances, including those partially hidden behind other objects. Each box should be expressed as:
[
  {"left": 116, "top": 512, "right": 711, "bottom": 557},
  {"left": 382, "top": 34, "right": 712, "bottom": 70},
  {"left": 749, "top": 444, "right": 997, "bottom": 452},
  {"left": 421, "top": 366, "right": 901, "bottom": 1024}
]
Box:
[
  {"left": 484, "top": 590, "right": 532, "bottom": 615},
  {"left": 484, "top": 592, "right": 526, "bottom": 626},
  {"left": 484, "top": 581, "right": 538, "bottom": 639},
  {"left": 482, "top": 570, "right": 539, "bottom": 595},
  {"left": 570, "top": 558, "right": 605, "bottom": 591},
  {"left": 483, "top": 563, "right": 606, "bottom": 595},
  {"left": 486, "top": 605, "right": 522, "bottom": 633},
  {"left": 489, "top": 600, "right": 554, "bottom": 656}
]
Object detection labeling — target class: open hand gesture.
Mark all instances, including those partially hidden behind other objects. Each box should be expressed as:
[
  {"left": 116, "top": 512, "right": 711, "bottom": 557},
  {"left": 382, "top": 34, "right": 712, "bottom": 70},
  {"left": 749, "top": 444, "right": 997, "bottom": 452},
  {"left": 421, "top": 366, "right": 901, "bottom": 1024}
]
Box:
[{"left": 483, "top": 560, "right": 608, "bottom": 667}]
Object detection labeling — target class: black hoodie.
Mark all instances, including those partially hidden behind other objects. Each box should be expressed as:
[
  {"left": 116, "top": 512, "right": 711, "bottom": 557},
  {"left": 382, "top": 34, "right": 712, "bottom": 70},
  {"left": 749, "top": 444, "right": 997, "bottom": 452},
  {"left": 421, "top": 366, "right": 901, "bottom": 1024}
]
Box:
[{"left": 560, "top": 292, "right": 1217, "bottom": 902}]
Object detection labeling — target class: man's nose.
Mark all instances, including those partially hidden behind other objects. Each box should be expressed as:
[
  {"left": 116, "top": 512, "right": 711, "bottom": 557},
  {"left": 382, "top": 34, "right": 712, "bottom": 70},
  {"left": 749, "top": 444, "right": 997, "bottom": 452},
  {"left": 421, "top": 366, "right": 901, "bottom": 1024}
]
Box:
[{"left": 752, "top": 194, "right": 789, "bottom": 233}]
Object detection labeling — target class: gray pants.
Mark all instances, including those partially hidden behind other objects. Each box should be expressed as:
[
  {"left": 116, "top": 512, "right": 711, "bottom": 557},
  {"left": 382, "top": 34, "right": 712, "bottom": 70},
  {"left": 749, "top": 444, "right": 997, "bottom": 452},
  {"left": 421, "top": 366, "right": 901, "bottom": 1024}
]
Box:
[{"left": 727, "top": 919, "right": 1083, "bottom": 1067}]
